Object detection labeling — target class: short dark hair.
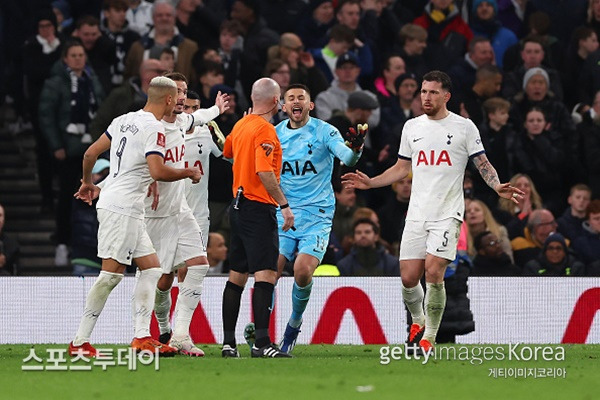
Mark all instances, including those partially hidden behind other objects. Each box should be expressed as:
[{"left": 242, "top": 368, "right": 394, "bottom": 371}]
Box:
[
  {"left": 187, "top": 90, "right": 200, "bottom": 101},
  {"left": 197, "top": 60, "right": 224, "bottom": 77},
  {"left": 164, "top": 71, "right": 188, "bottom": 84},
  {"left": 103, "top": 0, "right": 128, "bottom": 11},
  {"left": 422, "top": 70, "right": 452, "bottom": 92},
  {"left": 329, "top": 24, "right": 355, "bottom": 44},
  {"left": 353, "top": 218, "right": 379, "bottom": 235},
  {"left": 284, "top": 83, "right": 311, "bottom": 98},
  {"left": 219, "top": 19, "right": 243, "bottom": 36},
  {"left": 61, "top": 40, "right": 85, "bottom": 58},
  {"left": 587, "top": 199, "right": 600, "bottom": 218},
  {"left": 473, "top": 231, "right": 492, "bottom": 252},
  {"left": 75, "top": 15, "right": 100, "bottom": 30}
]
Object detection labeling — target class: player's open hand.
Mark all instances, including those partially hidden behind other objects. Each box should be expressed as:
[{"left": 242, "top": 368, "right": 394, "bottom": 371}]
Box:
[
  {"left": 280, "top": 207, "right": 295, "bottom": 232},
  {"left": 74, "top": 180, "right": 99, "bottom": 205},
  {"left": 341, "top": 170, "right": 372, "bottom": 190},
  {"left": 215, "top": 91, "right": 230, "bottom": 114},
  {"left": 495, "top": 183, "right": 525, "bottom": 204},
  {"left": 147, "top": 181, "right": 159, "bottom": 211}
]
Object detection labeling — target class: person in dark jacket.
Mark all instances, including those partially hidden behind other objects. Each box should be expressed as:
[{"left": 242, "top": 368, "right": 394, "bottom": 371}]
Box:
[
  {"left": 578, "top": 90, "right": 600, "bottom": 198},
  {"left": 39, "top": 41, "right": 105, "bottom": 267},
  {"left": 0, "top": 204, "right": 19, "bottom": 276},
  {"left": 524, "top": 233, "right": 585, "bottom": 276},
  {"left": 556, "top": 184, "right": 592, "bottom": 242},
  {"left": 471, "top": 231, "right": 521, "bottom": 276},
  {"left": 572, "top": 199, "right": 600, "bottom": 275},
  {"left": 337, "top": 218, "right": 399, "bottom": 276}
]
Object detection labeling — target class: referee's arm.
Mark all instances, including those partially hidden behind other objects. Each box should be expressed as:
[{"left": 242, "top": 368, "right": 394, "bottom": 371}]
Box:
[{"left": 257, "top": 171, "right": 294, "bottom": 231}]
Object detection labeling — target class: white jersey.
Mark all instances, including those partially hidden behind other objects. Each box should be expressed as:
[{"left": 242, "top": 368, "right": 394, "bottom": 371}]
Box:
[
  {"left": 144, "top": 114, "right": 193, "bottom": 218},
  {"left": 97, "top": 110, "right": 166, "bottom": 219},
  {"left": 398, "top": 112, "right": 485, "bottom": 222},
  {"left": 183, "top": 125, "right": 222, "bottom": 219}
]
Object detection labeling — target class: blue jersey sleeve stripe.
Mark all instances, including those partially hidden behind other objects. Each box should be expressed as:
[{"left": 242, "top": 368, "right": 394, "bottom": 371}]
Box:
[
  {"left": 145, "top": 151, "right": 165, "bottom": 158},
  {"left": 469, "top": 150, "right": 486, "bottom": 159},
  {"left": 104, "top": 130, "right": 112, "bottom": 140},
  {"left": 398, "top": 154, "right": 411, "bottom": 160}
]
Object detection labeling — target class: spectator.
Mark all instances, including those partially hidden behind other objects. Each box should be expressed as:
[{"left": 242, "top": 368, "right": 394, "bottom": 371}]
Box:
[
  {"left": 395, "top": 23, "right": 429, "bottom": 80},
  {"left": 479, "top": 97, "right": 516, "bottom": 185},
  {"left": 52, "top": 0, "right": 74, "bottom": 34},
  {"left": 456, "top": 64, "right": 502, "bottom": 126},
  {"left": 572, "top": 199, "right": 600, "bottom": 273},
  {"left": 125, "top": 1, "right": 199, "bottom": 85},
  {"left": 70, "top": 158, "right": 110, "bottom": 276},
  {"left": 466, "top": 199, "right": 513, "bottom": 261},
  {"left": 335, "top": 0, "right": 374, "bottom": 81},
  {"left": 579, "top": 89, "right": 600, "bottom": 198},
  {"left": 22, "top": 10, "right": 63, "bottom": 213},
  {"left": 217, "top": 20, "right": 245, "bottom": 106},
  {"left": 125, "top": 0, "right": 154, "bottom": 36},
  {"left": 377, "top": 174, "right": 411, "bottom": 252},
  {"left": 471, "top": 231, "right": 520, "bottom": 276},
  {"left": 90, "top": 58, "right": 167, "bottom": 140},
  {"left": 557, "top": 184, "right": 592, "bottom": 241},
  {"left": 315, "top": 52, "right": 380, "bottom": 128},
  {"left": 512, "top": 106, "right": 566, "bottom": 215},
  {"left": 447, "top": 36, "right": 495, "bottom": 104},
  {"left": 194, "top": 60, "right": 225, "bottom": 107},
  {"left": 511, "top": 208, "right": 559, "bottom": 268},
  {"left": 496, "top": 0, "right": 536, "bottom": 39},
  {"left": 174, "top": 0, "right": 223, "bottom": 50},
  {"left": 524, "top": 233, "right": 585, "bottom": 276},
  {"left": 563, "top": 26, "right": 599, "bottom": 109},
  {"left": 413, "top": 0, "right": 474, "bottom": 70},
  {"left": 331, "top": 184, "right": 359, "bottom": 260},
  {"left": 206, "top": 232, "right": 228, "bottom": 275},
  {"left": 100, "top": 0, "right": 141, "bottom": 88},
  {"left": 72, "top": 15, "right": 117, "bottom": 94},
  {"left": 587, "top": 0, "right": 600, "bottom": 39},
  {"left": 296, "top": 0, "right": 335, "bottom": 49},
  {"left": 230, "top": 0, "right": 279, "bottom": 103},
  {"left": 337, "top": 218, "right": 399, "bottom": 276},
  {"left": 373, "top": 54, "right": 406, "bottom": 108},
  {"left": 159, "top": 47, "right": 176, "bottom": 72},
  {"left": 264, "top": 58, "right": 291, "bottom": 125},
  {"left": 308, "top": 23, "right": 356, "bottom": 83},
  {"left": 39, "top": 41, "right": 105, "bottom": 267},
  {"left": 497, "top": 173, "right": 543, "bottom": 238},
  {"left": 469, "top": 0, "right": 518, "bottom": 69},
  {"left": 0, "top": 204, "right": 19, "bottom": 276}
]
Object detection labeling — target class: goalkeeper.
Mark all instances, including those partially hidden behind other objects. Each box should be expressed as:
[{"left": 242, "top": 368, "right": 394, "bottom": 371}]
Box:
[{"left": 246, "top": 84, "right": 365, "bottom": 354}]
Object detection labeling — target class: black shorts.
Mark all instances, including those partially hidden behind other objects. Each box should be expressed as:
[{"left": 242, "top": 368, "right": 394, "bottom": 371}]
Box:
[{"left": 229, "top": 196, "right": 278, "bottom": 274}]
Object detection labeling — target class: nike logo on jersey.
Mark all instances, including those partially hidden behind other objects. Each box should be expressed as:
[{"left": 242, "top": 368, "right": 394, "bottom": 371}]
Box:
[
  {"left": 192, "top": 291, "right": 202, "bottom": 297},
  {"left": 413, "top": 137, "right": 424, "bottom": 142},
  {"left": 436, "top": 247, "right": 447, "bottom": 252}
]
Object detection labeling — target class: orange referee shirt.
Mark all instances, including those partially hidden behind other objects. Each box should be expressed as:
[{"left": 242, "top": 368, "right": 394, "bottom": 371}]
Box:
[{"left": 223, "top": 114, "right": 282, "bottom": 206}]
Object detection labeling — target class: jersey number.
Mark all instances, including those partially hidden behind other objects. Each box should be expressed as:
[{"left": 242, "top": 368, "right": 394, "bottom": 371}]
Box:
[
  {"left": 184, "top": 160, "right": 204, "bottom": 175},
  {"left": 113, "top": 137, "right": 127, "bottom": 177}
]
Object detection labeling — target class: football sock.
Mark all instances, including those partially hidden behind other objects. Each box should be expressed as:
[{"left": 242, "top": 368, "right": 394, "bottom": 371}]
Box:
[
  {"left": 289, "top": 280, "right": 313, "bottom": 328},
  {"left": 173, "top": 265, "right": 209, "bottom": 338},
  {"left": 132, "top": 267, "right": 162, "bottom": 339},
  {"left": 222, "top": 280, "right": 244, "bottom": 347},
  {"left": 402, "top": 282, "right": 425, "bottom": 327},
  {"left": 423, "top": 282, "right": 446, "bottom": 343},
  {"left": 154, "top": 288, "right": 171, "bottom": 335},
  {"left": 73, "top": 271, "right": 123, "bottom": 346},
  {"left": 253, "top": 281, "right": 275, "bottom": 348}
]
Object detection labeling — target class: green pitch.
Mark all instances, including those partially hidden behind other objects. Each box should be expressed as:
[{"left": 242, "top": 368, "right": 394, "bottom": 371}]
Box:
[{"left": 1, "top": 344, "right": 598, "bottom": 400}]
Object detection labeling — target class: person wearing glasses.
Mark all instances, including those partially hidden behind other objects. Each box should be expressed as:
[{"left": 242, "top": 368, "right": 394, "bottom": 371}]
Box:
[{"left": 523, "top": 233, "right": 585, "bottom": 276}]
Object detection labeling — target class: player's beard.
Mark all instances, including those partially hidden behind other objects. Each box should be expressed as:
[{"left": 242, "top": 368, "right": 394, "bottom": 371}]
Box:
[{"left": 422, "top": 103, "right": 441, "bottom": 117}]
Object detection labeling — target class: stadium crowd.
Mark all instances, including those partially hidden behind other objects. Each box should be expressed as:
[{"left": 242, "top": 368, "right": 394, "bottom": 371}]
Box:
[{"left": 1, "top": 0, "right": 600, "bottom": 279}]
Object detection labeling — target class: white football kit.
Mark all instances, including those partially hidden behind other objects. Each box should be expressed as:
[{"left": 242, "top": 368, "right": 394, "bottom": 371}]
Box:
[
  {"left": 183, "top": 124, "right": 222, "bottom": 247},
  {"left": 398, "top": 112, "right": 485, "bottom": 260},
  {"left": 144, "top": 114, "right": 208, "bottom": 273},
  {"left": 96, "top": 110, "right": 165, "bottom": 265}
]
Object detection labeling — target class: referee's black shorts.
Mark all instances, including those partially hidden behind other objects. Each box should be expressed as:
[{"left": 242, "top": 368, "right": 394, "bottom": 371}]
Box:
[{"left": 229, "top": 195, "right": 278, "bottom": 273}]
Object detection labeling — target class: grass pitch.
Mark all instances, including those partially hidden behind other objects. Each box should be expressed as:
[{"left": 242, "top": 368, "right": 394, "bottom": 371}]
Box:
[{"left": 1, "top": 344, "right": 597, "bottom": 400}]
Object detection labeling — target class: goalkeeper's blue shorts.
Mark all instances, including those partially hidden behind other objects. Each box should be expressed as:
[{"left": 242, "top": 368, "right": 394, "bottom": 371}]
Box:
[{"left": 277, "top": 208, "right": 332, "bottom": 263}]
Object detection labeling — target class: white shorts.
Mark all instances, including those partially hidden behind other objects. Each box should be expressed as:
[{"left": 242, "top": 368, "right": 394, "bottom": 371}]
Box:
[
  {"left": 399, "top": 218, "right": 461, "bottom": 261},
  {"left": 192, "top": 211, "right": 210, "bottom": 249},
  {"left": 97, "top": 209, "right": 155, "bottom": 266},
  {"left": 146, "top": 210, "right": 206, "bottom": 274}
]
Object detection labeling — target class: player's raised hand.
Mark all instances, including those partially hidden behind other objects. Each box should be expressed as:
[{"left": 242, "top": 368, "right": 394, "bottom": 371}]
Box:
[
  {"left": 495, "top": 182, "right": 525, "bottom": 204},
  {"left": 147, "top": 181, "right": 160, "bottom": 211},
  {"left": 215, "top": 91, "right": 230, "bottom": 114},
  {"left": 341, "top": 170, "right": 372, "bottom": 190},
  {"left": 74, "top": 180, "right": 99, "bottom": 205},
  {"left": 280, "top": 207, "right": 295, "bottom": 232},
  {"left": 345, "top": 124, "right": 368, "bottom": 151},
  {"left": 243, "top": 107, "right": 253, "bottom": 117}
]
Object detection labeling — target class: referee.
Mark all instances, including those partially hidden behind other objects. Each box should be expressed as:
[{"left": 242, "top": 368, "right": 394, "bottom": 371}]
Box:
[{"left": 220, "top": 78, "right": 294, "bottom": 358}]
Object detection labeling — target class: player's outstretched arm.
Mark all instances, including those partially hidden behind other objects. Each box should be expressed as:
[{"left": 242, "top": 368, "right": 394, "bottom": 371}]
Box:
[
  {"left": 342, "top": 158, "right": 411, "bottom": 190},
  {"left": 472, "top": 153, "right": 524, "bottom": 204},
  {"left": 258, "top": 171, "right": 295, "bottom": 231},
  {"left": 147, "top": 154, "right": 202, "bottom": 183}
]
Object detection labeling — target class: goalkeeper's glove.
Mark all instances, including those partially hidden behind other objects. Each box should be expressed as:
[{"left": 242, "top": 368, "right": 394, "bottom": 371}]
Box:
[
  {"left": 207, "top": 120, "right": 226, "bottom": 151},
  {"left": 345, "top": 123, "right": 368, "bottom": 151}
]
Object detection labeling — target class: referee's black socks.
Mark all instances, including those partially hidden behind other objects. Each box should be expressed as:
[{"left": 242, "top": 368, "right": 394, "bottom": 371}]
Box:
[
  {"left": 253, "top": 281, "right": 275, "bottom": 349},
  {"left": 222, "top": 280, "right": 244, "bottom": 347}
]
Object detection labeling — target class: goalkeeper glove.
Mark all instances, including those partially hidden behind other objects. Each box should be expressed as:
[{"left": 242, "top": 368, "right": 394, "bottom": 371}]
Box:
[
  {"left": 345, "top": 123, "right": 368, "bottom": 151},
  {"left": 207, "top": 120, "right": 226, "bottom": 151}
]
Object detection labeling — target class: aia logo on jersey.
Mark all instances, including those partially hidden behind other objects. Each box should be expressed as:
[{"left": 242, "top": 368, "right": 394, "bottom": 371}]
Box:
[
  {"left": 282, "top": 160, "right": 317, "bottom": 176},
  {"left": 157, "top": 132, "right": 166, "bottom": 147},
  {"left": 261, "top": 143, "right": 274, "bottom": 157},
  {"left": 416, "top": 150, "right": 452, "bottom": 166},
  {"left": 165, "top": 144, "right": 185, "bottom": 163}
]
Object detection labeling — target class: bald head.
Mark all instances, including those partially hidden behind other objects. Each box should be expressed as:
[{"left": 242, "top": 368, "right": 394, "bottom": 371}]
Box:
[
  {"left": 147, "top": 76, "right": 177, "bottom": 103},
  {"left": 251, "top": 77, "right": 281, "bottom": 104}
]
